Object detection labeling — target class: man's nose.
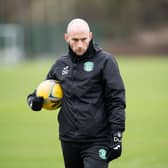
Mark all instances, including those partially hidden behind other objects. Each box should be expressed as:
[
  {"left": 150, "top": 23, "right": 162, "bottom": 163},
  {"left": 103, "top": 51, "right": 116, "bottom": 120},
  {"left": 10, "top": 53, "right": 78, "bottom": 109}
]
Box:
[{"left": 77, "top": 40, "right": 83, "bottom": 48}]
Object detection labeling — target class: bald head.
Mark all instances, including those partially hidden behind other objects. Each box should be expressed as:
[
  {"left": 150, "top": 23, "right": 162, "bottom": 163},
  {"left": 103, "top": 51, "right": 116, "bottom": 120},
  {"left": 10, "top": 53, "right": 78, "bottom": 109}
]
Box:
[{"left": 66, "top": 18, "right": 90, "bottom": 34}]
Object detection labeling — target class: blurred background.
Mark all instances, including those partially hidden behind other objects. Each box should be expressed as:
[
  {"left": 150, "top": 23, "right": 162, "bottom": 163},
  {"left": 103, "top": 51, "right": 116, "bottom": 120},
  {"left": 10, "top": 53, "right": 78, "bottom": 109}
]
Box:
[
  {"left": 0, "top": 0, "right": 168, "bottom": 63},
  {"left": 0, "top": 0, "right": 168, "bottom": 168}
]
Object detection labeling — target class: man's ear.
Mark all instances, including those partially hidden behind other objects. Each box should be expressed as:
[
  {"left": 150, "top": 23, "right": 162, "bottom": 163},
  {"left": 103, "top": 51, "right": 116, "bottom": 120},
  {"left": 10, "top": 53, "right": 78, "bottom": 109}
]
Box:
[
  {"left": 64, "top": 33, "right": 69, "bottom": 43},
  {"left": 89, "top": 32, "right": 93, "bottom": 40}
]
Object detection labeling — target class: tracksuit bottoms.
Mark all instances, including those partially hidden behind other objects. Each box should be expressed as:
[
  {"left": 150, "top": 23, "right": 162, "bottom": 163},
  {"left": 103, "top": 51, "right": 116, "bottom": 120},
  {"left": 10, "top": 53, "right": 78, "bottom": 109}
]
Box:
[{"left": 61, "top": 141, "right": 109, "bottom": 168}]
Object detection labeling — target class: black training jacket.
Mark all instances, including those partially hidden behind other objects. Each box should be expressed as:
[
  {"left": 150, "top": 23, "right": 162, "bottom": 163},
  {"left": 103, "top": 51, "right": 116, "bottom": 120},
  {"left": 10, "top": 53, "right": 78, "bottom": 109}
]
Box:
[{"left": 46, "top": 41, "right": 126, "bottom": 142}]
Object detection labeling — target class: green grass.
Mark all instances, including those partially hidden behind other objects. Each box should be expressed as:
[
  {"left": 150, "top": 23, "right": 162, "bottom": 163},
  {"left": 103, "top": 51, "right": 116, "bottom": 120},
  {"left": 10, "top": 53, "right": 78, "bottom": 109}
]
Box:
[{"left": 0, "top": 57, "right": 168, "bottom": 168}]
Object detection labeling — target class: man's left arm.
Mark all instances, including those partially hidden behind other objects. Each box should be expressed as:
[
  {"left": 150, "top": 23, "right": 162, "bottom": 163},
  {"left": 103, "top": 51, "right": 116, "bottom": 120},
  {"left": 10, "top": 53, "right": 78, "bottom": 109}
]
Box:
[{"left": 103, "top": 55, "right": 126, "bottom": 161}]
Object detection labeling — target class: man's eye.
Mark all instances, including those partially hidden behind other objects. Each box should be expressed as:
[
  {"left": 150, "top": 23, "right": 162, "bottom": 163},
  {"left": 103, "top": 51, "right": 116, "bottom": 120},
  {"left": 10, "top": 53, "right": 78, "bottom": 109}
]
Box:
[
  {"left": 73, "top": 39, "right": 78, "bottom": 42},
  {"left": 82, "top": 38, "right": 87, "bottom": 41}
]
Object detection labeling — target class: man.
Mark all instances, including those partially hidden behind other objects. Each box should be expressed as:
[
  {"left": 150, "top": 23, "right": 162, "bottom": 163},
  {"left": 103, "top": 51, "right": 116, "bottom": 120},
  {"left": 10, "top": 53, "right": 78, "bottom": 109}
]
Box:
[{"left": 27, "top": 18, "right": 126, "bottom": 168}]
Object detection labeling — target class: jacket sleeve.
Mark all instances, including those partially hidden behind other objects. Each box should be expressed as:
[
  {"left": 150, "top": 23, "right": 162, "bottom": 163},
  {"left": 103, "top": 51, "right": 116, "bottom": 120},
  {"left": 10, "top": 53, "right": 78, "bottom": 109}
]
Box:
[
  {"left": 102, "top": 54, "right": 126, "bottom": 134},
  {"left": 46, "top": 61, "right": 58, "bottom": 80}
]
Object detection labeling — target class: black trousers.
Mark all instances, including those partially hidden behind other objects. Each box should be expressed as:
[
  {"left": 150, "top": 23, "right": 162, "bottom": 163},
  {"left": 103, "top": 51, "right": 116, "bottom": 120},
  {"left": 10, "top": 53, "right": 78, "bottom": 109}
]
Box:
[{"left": 61, "top": 141, "right": 109, "bottom": 168}]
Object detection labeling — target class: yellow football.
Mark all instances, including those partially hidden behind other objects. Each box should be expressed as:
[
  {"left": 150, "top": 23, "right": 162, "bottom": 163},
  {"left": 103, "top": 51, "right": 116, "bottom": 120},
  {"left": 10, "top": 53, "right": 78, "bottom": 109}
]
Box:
[{"left": 36, "top": 80, "right": 63, "bottom": 110}]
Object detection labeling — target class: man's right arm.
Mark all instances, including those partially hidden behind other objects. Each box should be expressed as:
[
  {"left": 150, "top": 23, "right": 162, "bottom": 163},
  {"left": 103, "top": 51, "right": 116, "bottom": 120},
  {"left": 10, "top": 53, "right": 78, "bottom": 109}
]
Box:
[{"left": 27, "top": 59, "right": 59, "bottom": 111}]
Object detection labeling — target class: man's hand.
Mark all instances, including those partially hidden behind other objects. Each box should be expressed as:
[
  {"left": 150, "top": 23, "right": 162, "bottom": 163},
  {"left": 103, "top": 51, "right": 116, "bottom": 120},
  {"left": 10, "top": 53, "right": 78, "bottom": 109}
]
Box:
[
  {"left": 107, "top": 132, "right": 122, "bottom": 162},
  {"left": 27, "top": 93, "right": 44, "bottom": 111}
]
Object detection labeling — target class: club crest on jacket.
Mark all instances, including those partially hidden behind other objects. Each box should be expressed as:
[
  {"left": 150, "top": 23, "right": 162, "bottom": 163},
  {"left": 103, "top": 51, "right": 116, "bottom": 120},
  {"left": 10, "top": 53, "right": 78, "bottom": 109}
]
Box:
[{"left": 84, "top": 61, "right": 94, "bottom": 72}]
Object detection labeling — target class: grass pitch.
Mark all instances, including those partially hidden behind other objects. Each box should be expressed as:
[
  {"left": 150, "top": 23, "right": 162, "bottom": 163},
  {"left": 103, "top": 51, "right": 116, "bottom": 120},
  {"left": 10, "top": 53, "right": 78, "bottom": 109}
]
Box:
[{"left": 0, "top": 57, "right": 168, "bottom": 168}]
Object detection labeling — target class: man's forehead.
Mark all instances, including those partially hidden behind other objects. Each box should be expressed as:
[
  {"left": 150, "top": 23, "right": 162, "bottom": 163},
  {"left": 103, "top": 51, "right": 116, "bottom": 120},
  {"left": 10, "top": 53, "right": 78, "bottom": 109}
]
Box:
[{"left": 67, "top": 31, "right": 90, "bottom": 41}]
